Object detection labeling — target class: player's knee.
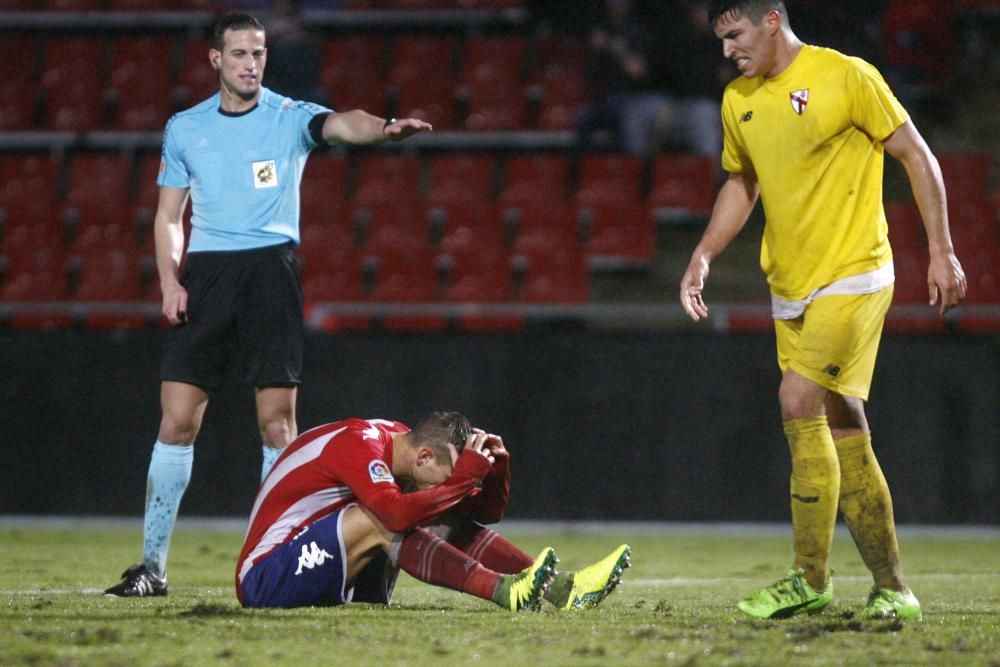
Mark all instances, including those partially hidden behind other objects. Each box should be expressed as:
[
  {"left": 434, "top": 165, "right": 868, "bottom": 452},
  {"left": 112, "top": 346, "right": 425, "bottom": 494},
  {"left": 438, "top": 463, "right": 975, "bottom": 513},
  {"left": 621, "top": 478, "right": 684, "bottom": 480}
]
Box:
[
  {"left": 158, "top": 416, "right": 200, "bottom": 444},
  {"left": 259, "top": 413, "right": 295, "bottom": 448},
  {"left": 779, "top": 381, "right": 825, "bottom": 420}
]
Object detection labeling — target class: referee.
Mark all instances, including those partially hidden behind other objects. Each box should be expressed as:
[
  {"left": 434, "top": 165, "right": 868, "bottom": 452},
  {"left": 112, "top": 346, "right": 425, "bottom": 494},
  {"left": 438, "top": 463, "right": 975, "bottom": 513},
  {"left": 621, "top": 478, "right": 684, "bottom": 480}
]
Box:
[{"left": 105, "top": 12, "right": 432, "bottom": 598}]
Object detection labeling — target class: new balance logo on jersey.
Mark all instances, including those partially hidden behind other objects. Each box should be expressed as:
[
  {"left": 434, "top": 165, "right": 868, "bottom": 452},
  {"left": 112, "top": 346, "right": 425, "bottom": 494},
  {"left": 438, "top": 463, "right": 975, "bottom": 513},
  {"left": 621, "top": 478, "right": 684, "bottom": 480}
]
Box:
[
  {"left": 739, "top": 110, "right": 753, "bottom": 123},
  {"left": 295, "top": 541, "right": 334, "bottom": 575}
]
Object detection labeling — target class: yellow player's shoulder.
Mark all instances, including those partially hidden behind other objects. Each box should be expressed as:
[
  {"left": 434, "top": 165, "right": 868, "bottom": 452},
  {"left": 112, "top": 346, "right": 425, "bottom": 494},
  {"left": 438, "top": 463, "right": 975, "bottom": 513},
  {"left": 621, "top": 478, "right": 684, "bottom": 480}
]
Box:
[{"left": 807, "top": 44, "right": 883, "bottom": 81}]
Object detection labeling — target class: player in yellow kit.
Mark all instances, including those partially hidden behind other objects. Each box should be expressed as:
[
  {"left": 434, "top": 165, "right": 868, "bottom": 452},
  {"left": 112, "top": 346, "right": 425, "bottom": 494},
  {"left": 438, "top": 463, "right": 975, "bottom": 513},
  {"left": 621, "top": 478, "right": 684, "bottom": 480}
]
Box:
[{"left": 680, "top": 0, "right": 966, "bottom": 620}]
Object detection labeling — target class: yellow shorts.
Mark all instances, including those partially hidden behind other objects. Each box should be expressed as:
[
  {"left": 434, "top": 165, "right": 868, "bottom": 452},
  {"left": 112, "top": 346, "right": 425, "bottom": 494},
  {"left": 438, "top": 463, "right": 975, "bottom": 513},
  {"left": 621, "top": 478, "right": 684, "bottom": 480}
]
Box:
[{"left": 774, "top": 286, "right": 893, "bottom": 400}]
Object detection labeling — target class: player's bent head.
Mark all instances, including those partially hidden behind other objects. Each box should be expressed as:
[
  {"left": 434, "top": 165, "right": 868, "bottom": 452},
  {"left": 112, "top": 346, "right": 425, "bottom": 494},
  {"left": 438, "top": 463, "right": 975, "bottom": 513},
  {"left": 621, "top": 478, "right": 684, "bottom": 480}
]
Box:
[
  {"left": 411, "top": 412, "right": 472, "bottom": 465},
  {"left": 709, "top": 0, "right": 788, "bottom": 29},
  {"left": 213, "top": 11, "right": 266, "bottom": 52}
]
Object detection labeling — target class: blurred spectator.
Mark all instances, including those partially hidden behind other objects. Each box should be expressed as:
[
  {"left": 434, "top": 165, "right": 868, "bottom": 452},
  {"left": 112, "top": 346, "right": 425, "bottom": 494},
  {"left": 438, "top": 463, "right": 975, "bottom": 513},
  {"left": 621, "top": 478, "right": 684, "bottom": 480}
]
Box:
[
  {"left": 265, "top": 0, "right": 326, "bottom": 105},
  {"left": 650, "top": 0, "right": 729, "bottom": 159},
  {"left": 575, "top": 0, "right": 669, "bottom": 155}
]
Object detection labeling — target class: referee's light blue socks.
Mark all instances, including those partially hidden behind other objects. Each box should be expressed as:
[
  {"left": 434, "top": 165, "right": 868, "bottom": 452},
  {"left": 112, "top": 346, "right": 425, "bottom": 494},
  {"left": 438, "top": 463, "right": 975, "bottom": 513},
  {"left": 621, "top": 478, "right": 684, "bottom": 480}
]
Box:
[
  {"left": 142, "top": 440, "right": 193, "bottom": 578},
  {"left": 261, "top": 445, "right": 284, "bottom": 483}
]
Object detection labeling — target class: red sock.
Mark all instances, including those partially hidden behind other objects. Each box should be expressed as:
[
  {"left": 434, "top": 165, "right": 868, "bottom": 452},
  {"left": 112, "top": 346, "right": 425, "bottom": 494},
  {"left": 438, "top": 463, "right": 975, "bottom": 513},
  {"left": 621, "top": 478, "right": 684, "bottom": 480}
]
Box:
[
  {"left": 397, "top": 528, "right": 501, "bottom": 601},
  {"left": 447, "top": 521, "right": 533, "bottom": 574}
]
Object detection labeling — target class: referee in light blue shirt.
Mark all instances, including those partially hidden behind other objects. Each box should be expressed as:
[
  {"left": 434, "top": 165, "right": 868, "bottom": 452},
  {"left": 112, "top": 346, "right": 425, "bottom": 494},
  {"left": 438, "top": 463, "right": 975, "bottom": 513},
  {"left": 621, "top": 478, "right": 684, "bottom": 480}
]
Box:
[{"left": 105, "top": 11, "right": 433, "bottom": 598}]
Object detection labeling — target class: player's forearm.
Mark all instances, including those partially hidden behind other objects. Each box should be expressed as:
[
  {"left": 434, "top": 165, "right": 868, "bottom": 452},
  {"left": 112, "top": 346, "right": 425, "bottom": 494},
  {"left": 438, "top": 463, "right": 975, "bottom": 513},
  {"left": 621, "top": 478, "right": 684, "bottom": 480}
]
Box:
[
  {"left": 153, "top": 213, "right": 185, "bottom": 288},
  {"left": 321, "top": 109, "right": 389, "bottom": 145},
  {"left": 367, "top": 452, "right": 491, "bottom": 533},
  {"left": 901, "top": 151, "right": 955, "bottom": 257},
  {"left": 453, "top": 456, "right": 511, "bottom": 524},
  {"left": 691, "top": 173, "right": 758, "bottom": 263}
]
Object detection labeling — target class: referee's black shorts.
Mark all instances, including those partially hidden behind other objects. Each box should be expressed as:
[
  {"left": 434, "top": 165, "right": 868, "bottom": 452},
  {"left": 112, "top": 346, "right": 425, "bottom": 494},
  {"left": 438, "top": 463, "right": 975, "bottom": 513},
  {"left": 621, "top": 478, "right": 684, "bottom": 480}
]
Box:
[{"left": 161, "top": 242, "right": 304, "bottom": 391}]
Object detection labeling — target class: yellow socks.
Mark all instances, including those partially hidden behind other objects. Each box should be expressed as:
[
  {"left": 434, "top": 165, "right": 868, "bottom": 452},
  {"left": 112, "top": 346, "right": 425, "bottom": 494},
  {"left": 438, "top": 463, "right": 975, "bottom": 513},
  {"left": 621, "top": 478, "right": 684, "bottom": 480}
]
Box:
[
  {"left": 784, "top": 416, "right": 840, "bottom": 589},
  {"left": 835, "top": 433, "right": 902, "bottom": 588}
]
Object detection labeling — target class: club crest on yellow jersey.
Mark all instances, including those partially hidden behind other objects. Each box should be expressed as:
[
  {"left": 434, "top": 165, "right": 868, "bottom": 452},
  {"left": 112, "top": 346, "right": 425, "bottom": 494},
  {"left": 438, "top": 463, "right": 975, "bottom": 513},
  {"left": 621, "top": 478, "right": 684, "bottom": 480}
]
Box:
[{"left": 790, "top": 89, "right": 809, "bottom": 115}]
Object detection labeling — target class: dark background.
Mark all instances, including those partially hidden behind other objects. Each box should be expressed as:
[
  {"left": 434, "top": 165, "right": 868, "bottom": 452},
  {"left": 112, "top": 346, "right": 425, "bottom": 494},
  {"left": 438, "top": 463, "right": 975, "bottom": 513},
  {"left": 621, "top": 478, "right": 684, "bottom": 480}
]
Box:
[{"left": 2, "top": 328, "right": 997, "bottom": 524}]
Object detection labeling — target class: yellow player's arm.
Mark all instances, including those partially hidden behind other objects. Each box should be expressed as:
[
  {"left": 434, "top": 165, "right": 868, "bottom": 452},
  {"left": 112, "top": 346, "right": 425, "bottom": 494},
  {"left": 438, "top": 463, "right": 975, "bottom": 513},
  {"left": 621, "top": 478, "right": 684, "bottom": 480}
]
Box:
[
  {"left": 679, "top": 170, "right": 759, "bottom": 321},
  {"left": 883, "top": 121, "right": 967, "bottom": 314}
]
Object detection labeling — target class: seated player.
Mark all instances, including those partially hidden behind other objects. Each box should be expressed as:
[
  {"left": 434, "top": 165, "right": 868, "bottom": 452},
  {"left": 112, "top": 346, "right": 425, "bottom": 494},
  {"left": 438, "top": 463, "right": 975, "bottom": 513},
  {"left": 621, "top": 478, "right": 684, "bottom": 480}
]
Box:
[{"left": 235, "top": 412, "right": 631, "bottom": 611}]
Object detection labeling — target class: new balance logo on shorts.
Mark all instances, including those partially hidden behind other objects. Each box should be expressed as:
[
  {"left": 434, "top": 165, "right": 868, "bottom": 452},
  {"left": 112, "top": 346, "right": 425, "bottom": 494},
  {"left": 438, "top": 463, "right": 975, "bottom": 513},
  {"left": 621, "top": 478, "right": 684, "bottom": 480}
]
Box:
[{"left": 295, "top": 541, "right": 334, "bottom": 575}]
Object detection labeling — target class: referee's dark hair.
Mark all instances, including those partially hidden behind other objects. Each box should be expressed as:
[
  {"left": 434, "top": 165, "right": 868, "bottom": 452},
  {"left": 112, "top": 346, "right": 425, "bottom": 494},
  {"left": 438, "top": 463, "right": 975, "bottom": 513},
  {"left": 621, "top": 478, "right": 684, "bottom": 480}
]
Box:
[{"left": 213, "top": 12, "right": 266, "bottom": 51}]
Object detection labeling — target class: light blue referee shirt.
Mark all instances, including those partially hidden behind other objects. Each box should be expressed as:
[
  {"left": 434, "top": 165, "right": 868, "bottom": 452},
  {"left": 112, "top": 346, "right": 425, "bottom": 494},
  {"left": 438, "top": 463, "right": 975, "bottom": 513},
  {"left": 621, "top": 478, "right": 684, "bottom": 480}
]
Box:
[{"left": 157, "top": 87, "right": 332, "bottom": 252}]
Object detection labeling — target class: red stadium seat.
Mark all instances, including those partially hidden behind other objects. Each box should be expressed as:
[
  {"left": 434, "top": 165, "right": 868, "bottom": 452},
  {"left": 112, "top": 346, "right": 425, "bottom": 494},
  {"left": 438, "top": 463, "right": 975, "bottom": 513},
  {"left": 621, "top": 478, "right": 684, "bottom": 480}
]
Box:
[
  {"left": 364, "top": 247, "right": 441, "bottom": 302},
  {"left": 73, "top": 249, "right": 143, "bottom": 301},
  {"left": 109, "top": 36, "right": 174, "bottom": 130},
  {"left": 176, "top": 39, "right": 217, "bottom": 108},
  {"left": 319, "top": 36, "right": 386, "bottom": 115},
  {"left": 425, "top": 153, "right": 496, "bottom": 203},
  {"left": 0, "top": 79, "right": 41, "bottom": 131},
  {"left": 64, "top": 153, "right": 132, "bottom": 223},
  {"left": 387, "top": 36, "right": 458, "bottom": 128},
  {"left": 0, "top": 153, "right": 60, "bottom": 220},
  {"left": 498, "top": 154, "right": 571, "bottom": 209},
  {"left": 528, "top": 35, "right": 588, "bottom": 130},
  {"left": 0, "top": 243, "right": 68, "bottom": 301},
  {"left": 134, "top": 152, "right": 163, "bottom": 210},
  {"left": 437, "top": 247, "right": 510, "bottom": 303},
  {"left": 575, "top": 154, "right": 644, "bottom": 201},
  {"left": 938, "top": 152, "right": 991, "bottom": 204},
  {"left": 300, "top": 153, "right": 349, "bottom": 225},
  {"left": 351, "top": 199, "right": 427, "bottom": 256},
  {"left": 576, "top": 197, "right": 654, "bottom": 265},
  {"left": 351, "top": 154, "right": 421, "bottom": 206},
  {"left": 511, "top": 244, "right": 589, "bottom": 303},
  {"left": 648, "top": 154, "right": 716, "bottom": 219},
  {"left": 890, "top": 245, "right": 930, "bottom": 304},
  {"left": 503, "top": 203, "right": 578, "bottom": 255},
  {"left": 884, "top": 201, "right": 925, "bottom": 253},
  {"left": 300, "top": 245, "right": 365, "bottom": 302},
  {"left": 42, "top": 37, "right": 108, "bottom": 130},
  {"left": 428, "top": 198, "right": 501, "bottom": 251},
  {"left": 458, "top": 37, "right": 527, "bottom": 130}
]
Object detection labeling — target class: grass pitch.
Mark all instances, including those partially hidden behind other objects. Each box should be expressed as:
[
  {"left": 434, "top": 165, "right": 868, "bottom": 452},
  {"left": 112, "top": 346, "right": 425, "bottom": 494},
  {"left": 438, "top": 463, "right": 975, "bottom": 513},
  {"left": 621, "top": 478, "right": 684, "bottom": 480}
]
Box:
[{"left": 1, "top": 519, "right": 998, "bottom": 666}]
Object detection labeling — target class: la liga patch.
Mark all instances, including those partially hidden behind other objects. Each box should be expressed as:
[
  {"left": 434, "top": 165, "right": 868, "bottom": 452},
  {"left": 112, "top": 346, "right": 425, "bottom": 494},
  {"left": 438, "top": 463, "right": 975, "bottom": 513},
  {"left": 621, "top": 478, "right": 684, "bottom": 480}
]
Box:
[{"left": 368, "top": 460, "right": 394, "bottom": 484}]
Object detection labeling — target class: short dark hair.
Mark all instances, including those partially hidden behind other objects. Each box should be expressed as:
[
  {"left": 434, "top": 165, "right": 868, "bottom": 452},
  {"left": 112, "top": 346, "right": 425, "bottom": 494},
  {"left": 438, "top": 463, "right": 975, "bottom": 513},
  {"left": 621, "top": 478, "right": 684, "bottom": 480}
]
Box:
[
  {"left": 708, "top": 0, "right": 788, "bottom": 29},
  {"left": 411, "top": 412, "right": 472, "bottom": 464},
  {"left": 213, "top": 12, "right": 265, "bottom": 52}
]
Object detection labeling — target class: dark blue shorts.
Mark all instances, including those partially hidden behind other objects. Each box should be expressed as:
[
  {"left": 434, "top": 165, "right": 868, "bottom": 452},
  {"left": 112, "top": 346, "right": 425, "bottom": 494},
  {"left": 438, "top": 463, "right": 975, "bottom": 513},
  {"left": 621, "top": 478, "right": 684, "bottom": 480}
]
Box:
[{"left": 241, "top": 507, "right": 398, "bottom": 609}]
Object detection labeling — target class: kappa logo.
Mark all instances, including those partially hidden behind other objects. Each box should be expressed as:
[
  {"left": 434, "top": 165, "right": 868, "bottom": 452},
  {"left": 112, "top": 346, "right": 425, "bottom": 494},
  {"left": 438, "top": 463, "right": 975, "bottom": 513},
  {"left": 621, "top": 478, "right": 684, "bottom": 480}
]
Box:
[
  {"left": 252, "top": 159, "right": 278, "bottom": 189},
  {"left": 295, "top": 541, "right": 334, "bottom": 575},
  {"left": 739, "top": 110, "right": 753, "bottom": 123},
  {"left": 368, "top": 459, "right": 394, "bottom": 484},
  {"left": 789, "top": 89, "right": 809, "bottom": 115}
]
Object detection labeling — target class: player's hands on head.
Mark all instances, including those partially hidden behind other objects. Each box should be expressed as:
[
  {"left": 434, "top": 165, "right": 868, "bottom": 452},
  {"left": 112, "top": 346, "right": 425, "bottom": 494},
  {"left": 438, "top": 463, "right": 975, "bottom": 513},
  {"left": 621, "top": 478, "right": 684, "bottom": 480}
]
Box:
[
  {"left": 680, "top": 256, "right": 711, "bottom": 322},
  {"left": 384, "top": 118, "right": 433, "bottom": 141},
  {"left": 472, "top": 427, "right": 508, "bottom": 462},
  {"left": 464, "top": 430, "right": 496, "bottom": 466}
]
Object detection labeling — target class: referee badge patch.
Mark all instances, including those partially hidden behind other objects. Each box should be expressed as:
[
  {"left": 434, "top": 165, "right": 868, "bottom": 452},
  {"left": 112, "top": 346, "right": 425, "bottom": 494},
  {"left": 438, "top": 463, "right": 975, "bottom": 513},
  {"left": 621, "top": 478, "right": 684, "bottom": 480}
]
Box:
[
  {"left": 368, "top": 460, "right": 394, "bottom": 484},
  {"left": 252, "top": 159, "right": 279, "bottom": 189}
]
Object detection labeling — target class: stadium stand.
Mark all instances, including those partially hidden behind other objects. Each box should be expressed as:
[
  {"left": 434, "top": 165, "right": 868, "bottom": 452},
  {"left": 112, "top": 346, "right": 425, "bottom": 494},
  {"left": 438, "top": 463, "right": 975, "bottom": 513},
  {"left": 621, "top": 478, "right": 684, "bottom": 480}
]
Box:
[{"left": 0, "top": 0, "right": 996, "bottom": 333}]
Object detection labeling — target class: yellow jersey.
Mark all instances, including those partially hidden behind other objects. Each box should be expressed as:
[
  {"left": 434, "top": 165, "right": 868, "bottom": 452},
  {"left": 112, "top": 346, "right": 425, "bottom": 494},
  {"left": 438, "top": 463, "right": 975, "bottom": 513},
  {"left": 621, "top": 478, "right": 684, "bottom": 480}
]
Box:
[{"left": 720, "top": 44, "right": 909, "bottom": 301}]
